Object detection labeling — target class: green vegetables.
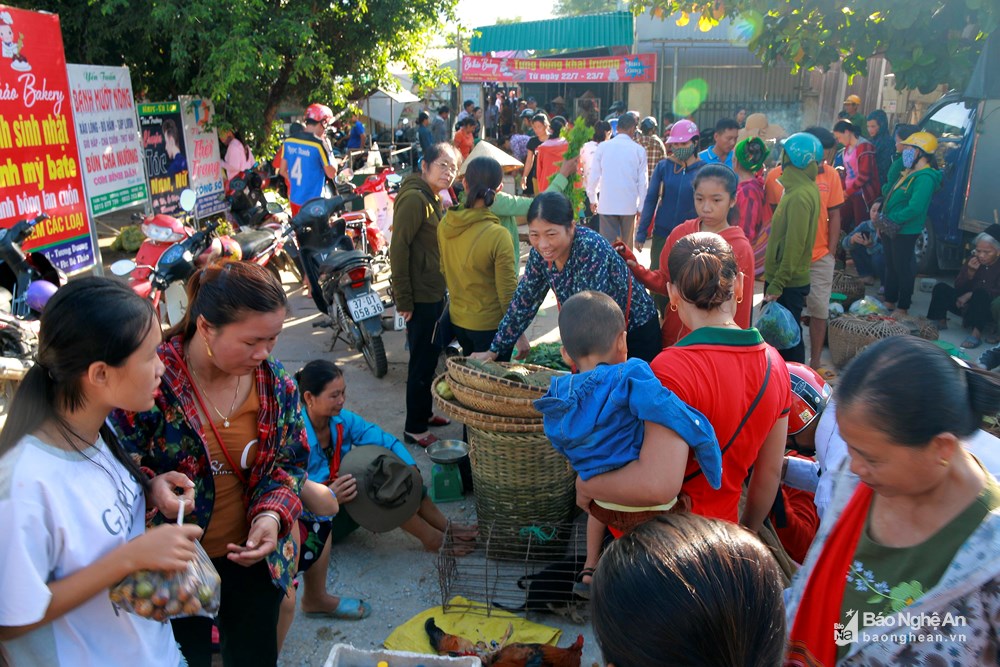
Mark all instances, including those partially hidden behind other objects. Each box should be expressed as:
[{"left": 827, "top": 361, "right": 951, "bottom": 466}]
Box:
[
  {"left": 463, "top": 358, "right": 565, "bottom": 386},
  {"left": 560, "top": 116, "right": 594, "bottom": 218},
  {"left": 525, "top": 342, "right": 571, "bottom": 371}
]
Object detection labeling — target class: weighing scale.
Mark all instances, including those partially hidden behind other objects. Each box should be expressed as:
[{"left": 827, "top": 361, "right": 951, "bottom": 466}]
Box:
[{"left": 426, "top": 439, "right": 468, "bottom": 503}]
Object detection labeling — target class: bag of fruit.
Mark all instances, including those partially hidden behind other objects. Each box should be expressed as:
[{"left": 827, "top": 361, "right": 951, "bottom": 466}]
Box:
[{"left": 109, "top": 501, "right": 221, "bottom": 621}]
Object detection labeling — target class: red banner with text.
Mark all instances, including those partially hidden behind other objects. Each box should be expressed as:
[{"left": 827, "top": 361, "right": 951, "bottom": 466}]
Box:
[
  {"left": 461, "top": 54, "right": 657, "bottom": 83},
  {"left": 0, "top": 6, "right": 94, "bottom": 273}
]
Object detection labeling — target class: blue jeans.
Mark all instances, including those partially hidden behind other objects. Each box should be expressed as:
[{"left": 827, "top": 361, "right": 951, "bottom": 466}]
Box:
[{"left": 849, "top": 243, "right": 885, "bottom": 282}]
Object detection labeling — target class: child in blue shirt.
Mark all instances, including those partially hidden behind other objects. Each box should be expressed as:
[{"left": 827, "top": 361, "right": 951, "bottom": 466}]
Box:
[{"left": 534, "top": 291, "right": 722, "bottom": 598}]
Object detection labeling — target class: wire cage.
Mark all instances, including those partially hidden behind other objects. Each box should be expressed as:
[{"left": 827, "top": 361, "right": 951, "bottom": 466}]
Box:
[{"left": 438, "top": 520, "right": 589, "bottom": 622}]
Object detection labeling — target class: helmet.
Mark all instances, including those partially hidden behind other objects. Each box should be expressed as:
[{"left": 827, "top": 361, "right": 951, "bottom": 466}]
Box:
[
  {"left": 25, "top": 280, "right": 58, "bottom": 312},
  {"left": 640, "top": 116, "right": 658, "bottom": 134},
  {"left": 304, "top": 103, "right": 333, "bottom": 123},
  {"left": 782, "top": 132, "right": 824, "bottom": 169},
  {"left": 666, "top": 119, "right": 699, "bottom": 144},
  {"left": 902, "top": 131, "right": 938, "bottom": 155},
  {"left": 787, "top": 362, "right": 832, "bottom": 435},
  {"left": 608, "top": 100, "right": 625, "bottom": 113},
  {"left": 843, "top": 94, "right": 862, "bottom": 106}
]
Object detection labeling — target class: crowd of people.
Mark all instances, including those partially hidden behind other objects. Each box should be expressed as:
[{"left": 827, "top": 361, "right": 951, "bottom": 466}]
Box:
[{"left": 1, "top": 90, "right": 998, "bottom": 667}]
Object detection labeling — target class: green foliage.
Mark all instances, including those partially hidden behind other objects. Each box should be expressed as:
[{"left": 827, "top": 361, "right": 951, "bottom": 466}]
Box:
[
  {"left": 560, "top": 116, "right": 594, "bottom": 218},
  {"left": 554, "top": 0, "right": 618, "bottom": 17},
  {"left": 630, "top": 0, "right": 997, "bottom": 93},
  {"left": 15, "top": 0, "right": 456, "bottom": 155}
]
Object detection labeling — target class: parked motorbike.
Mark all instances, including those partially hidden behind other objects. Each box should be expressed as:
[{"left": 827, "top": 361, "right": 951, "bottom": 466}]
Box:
[
  {"left": 0, "top": 213, "right": 66, "bottom": 319},
  {"left": 291, "top": 195, "right": 389, "bottom": 378},
  {"left": 226, "top": 168, "right": 303, "bottom": 283},
  {"left": 333, "top": 167, "right": 398, "bottom": 274}
]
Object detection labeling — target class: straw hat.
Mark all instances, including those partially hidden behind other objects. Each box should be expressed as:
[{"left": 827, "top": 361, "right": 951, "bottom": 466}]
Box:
[
  {"left": 457, "top": 140, "right": 524, "bottom": 176},
  {"left": 737, "top": 113, "right": 788, "bottom": 143}
]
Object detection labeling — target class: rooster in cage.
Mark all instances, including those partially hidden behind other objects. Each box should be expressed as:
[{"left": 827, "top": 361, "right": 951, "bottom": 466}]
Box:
[{"left": 425, "top": 617, "right": 584, "bottom": 667}]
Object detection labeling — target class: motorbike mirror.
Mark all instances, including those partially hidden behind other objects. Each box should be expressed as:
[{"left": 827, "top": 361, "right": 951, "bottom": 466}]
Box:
[
  {"left": 386, "top": 174, "right": 402, "bottom": 185},
  {"left": 266, "top": 202, "right": 284, "bottom": 215},
  {"left": 179, "top": 189, "right": 197, "bottom": 213},
  {"left": 110, "top": 259, "right": 137, "bottom": 276},
  {"left": 336, "top": 169, "right": 354, "bottom": 185}
]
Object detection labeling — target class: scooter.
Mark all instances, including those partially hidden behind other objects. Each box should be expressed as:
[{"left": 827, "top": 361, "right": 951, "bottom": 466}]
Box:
[
  {"left": 334, "top": 167, "right": 398, "bottom": 274},
  {"left": 291, "top": 196, "right": 389, "bottom": 378},
  {"left": 126, "top": 211, "right": 190, "bottom": 300},
  {"left": 0, "top": 213, "right": 66, "bottom": 319},
  {"left": 226, "top": 168, "right": 304, "bottom": 283}
]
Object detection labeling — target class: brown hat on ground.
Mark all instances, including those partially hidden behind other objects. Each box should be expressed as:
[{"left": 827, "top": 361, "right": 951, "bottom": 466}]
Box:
[{"left": 339, "top": 446, "right": 422, "bottom": 533}]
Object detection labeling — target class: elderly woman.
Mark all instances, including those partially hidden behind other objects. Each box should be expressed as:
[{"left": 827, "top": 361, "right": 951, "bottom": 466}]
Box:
[
  {"left": 785, "top": 336, "right": 1000, "bottom": 665},
  {"left": 927, "top": 225, "right": 1000, "bottom": 348}
]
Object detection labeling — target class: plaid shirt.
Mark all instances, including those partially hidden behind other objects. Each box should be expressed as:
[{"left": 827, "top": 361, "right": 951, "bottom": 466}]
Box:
[
  {"left": 635, "top": 133, "right": 667, "bottom": 180},
  {"left": 111, "top": 336, "right": 309, "bottom": 590}
]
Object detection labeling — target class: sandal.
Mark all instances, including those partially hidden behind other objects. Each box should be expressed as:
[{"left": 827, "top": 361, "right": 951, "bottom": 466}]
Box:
[
  {"left": 961, "top": 335, "right": 982, "bottom": 350},
  {"left": 302, "top": 597, "right": 372, "bottom": 620},
  {"left": 816, "top": 367, "right": 837, "bottom": 383},
  {"left": 572, "top": 567, "right": 596, "bottom": 600},
  {"left": 404, "top": 432, "right": 439, "bottom": 448},
  {"left": 428, "top": 414, "right": 451, "bottom": 427}
]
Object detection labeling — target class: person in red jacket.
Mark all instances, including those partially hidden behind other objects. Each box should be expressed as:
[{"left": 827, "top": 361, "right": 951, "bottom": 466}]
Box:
[
  {"left": 833, "top": 119, "right": 880, "bottom": 231},
  {"left": 616, "top": 164, "right": 754, "bottom": 347}
]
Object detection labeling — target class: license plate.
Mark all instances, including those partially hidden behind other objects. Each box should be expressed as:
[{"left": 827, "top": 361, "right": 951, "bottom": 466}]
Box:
[{"left": 347, "top": 292, "right": 384, "bottom": 321}]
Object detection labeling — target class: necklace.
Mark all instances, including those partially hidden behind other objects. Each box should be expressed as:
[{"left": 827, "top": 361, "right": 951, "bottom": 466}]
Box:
[{"left": 187, "top": 357, "right": 241, "bottom": 428}]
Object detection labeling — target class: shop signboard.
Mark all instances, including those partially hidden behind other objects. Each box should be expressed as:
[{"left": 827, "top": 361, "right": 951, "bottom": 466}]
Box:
[
  {"left": 461, "top": 54, "right": 657, "bottom": 83},
  {"left": 67, "top": 64, "right": 147, "bottom": 217},
  {"left": 0, "top": 6, "right": 96, "bottom": 273},
  {"left": 138, "top": 100, "right": 189, "bottom": 218},
  {"left": 178, "top": 95, "right": 226, "bottom": 218}
]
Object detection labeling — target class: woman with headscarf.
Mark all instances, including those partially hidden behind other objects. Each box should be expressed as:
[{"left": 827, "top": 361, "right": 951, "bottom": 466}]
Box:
[
  {"left": 732, "top": 137, "right": 771, "bottom": 278},
  {"left": 866, "top": 110, "right": 895, "bottom": 188}
]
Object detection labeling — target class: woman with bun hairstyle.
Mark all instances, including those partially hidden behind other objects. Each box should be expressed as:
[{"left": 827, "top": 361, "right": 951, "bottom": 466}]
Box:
[
  {"left": 592, "top": 514, "right": 786, "bottom": 667},
  {"left": 617, "top": 164, "right": 753, "bottom": 347},
  {"left": 577, "top": 233, "right": 788, "bottom": 530},
  {"left": 0, "top": 278, "right": 201, "bottom": 666},
  {"left": 438, "top": 156, "right": 518, "bottom": 358},
  {"left": 111, "top": 262, "right": 309, "bottom": 667},
  {"left": 786, "top": 336, "right": 1000, "bottom": 665}
]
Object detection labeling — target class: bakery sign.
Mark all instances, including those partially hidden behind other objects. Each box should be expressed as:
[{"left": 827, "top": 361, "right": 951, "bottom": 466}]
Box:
[{"left": 461, "top": 54, "right": 657, "bottom": 83}]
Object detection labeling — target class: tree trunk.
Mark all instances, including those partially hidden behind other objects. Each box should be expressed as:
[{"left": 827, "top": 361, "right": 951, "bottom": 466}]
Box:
[{"left": 262, "top": 56, "right": 296, "bottom": 140}]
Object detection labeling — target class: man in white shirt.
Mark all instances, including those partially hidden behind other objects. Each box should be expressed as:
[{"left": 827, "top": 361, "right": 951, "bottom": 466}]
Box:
[{"left": 586, "top": 113, "right": 648, "bottom": 250}]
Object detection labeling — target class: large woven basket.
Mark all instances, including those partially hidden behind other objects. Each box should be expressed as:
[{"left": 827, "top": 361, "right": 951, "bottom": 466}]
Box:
[
  {"left": 447, "top": 377, "right": 540, "bottom": 418},
  {"left": 828, "top": 316, "right": 910, "bottom": 367},
  {"left": 894, "top": 315, "right": 940, "bottom": 341},
  {"left": 433, "top": 374, "right": 544, "bottom": 433},
  {"left": 832, "top": 271, "right": 866, "bottom": 306},
  {"left": 467, "top": 426, "right": 576, "bottom": 557},
  {"left": 446, "top": 357, "right": 552, "bottom": 399}
]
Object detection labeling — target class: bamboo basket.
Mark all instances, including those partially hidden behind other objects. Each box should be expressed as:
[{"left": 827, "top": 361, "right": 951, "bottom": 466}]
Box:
[
  {"left": 446, "top": 357, "right": 552, "bottom": 399},
  {"left": 433, "top": 374, "right": 544, "bottom": 433},
  {"left": 895, "top": 315, "right": 940, "bottom": 341},
  {"left": 466, "top": 426, "right": 576, "bottom": 557},
  {"left": 447, "top": 377, "right": 540, "bottom": 419},
  {"left": 828, "top": 316, "right": 910, "bottom": 368},
  {"left": 832, "top": 271, "right": 866, "bottom": 306}
]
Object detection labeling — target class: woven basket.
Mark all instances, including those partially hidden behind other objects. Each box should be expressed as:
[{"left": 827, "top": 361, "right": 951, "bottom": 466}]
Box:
[
  {"left": 828, "top": 316, "right": 910, "bottom": 367},
  {"left": 467, "top": 426, "right": 576, "bottom": 556},
  {"left": 446, "top": 357, "right": 551, "bottom": 399},
  {"left": 433, "top": 374, "right": 544, "bottom": 433},
  {"left": 895, "top": 316, "right": 940, "bottom": 342},
  {"left": 832, "top": 271, "right": 867, "bottom": 306},
  {"left": 447, "top": 377, "right": 541, "bottom": 418}
]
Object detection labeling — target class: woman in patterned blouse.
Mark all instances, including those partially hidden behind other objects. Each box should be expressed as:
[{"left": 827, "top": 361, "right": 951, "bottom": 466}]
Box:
[{"left": 475, "top": 191, "right": 661, "bottom": 363}]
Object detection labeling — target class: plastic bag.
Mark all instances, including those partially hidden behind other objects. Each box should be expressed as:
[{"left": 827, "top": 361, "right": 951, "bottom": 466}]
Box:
[
  {"left": 756, "top": 301, "right": 801, "bottom": 350},
  {"left": 109, "top": 501, "right": 221, "bottom": 620},
  {"left": 848, "top": 296, "right": 889, "bottom": 317}
]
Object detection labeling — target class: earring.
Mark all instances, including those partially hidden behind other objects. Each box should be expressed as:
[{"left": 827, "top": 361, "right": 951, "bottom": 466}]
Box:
[
  {"left": 940, "top": 458, "right": 949, "bottom": 467},
  {"left": 203, "top": 337, "right": 214, "bottom": 359},
  {"left": 736, "top": 296, "right": 744, "bottom": 304},
  {"left": 669, "top": 303, "right": 678, "bottom": 312}
]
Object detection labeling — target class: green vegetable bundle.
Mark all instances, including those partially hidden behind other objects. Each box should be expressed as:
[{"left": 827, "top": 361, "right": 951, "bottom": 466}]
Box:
[
  {"left": 560, "top": 116, "right": 594, "bottom": 218},
  {"left": 525, "top": 342, "right": 571, "bottom": 371}
]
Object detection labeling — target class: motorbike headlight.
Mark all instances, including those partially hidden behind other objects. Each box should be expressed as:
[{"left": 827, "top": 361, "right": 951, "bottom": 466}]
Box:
[{"left": 142, "top": 222, "right": 185, "bottom": 243}]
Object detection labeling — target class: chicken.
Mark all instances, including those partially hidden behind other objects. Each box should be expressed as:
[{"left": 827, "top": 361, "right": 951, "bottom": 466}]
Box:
[
  {"left": 485, "top": 634, "right": 584, "bottom": 667},
  {"left": 425, "top": 617, "right": 476, "bottom": 656}
]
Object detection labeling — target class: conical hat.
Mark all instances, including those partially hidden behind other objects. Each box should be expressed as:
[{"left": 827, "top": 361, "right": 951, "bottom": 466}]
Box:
[
  {"left": 457, "top": 140, "right": 524, "bottom": 176},
  {"left": 738, "top": 113, "right": 788, "bottom": 143}
]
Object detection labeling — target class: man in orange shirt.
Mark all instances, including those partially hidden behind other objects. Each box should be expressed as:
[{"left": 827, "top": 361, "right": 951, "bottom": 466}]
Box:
[{"left": 765, "top": 126, "right": 844, "bottom": 372}]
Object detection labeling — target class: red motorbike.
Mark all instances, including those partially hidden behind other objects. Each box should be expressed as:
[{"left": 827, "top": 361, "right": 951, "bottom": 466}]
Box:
[{"left": 334, "top": 166, "right": 399, "bottom": 273}]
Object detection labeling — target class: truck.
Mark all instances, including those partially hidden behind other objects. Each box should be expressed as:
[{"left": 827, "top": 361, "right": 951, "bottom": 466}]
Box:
[{"left": 914, "top": 36, "right": 1000, "bottom": 273}]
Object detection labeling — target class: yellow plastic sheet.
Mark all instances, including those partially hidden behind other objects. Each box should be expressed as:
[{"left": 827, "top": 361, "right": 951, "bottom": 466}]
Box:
[{"left": 383, "top": 596, "right": 561, "bottom": 654}]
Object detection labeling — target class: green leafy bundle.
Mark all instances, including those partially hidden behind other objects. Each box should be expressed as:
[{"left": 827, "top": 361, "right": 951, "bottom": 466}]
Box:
[{"left": 560, "top": 117, "right": 594, "bottom": 218}]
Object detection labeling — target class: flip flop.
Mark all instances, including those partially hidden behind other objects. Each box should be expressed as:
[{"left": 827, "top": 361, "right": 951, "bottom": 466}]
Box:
[
  {"left": 404, "top": 432, "right": 439, "bottom": 447},
  {"left": 302, "top": 597, "right": 372, "bottom": 620},
  {"left": 428, "top": 414, "right": 451, "bottom": 427},
  {"left": 572, "top": 567, "right": 596, "bottom": 600},
  {"left": 816, "top": 367, "right": 837, "bottom": 383},
  {"left": 961, "top": 335, "right": 982, "bottom": 349}
]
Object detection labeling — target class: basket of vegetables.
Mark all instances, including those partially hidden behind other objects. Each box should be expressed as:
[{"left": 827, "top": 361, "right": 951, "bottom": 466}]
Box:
[
  {"left": 524, "top": 342, "right": 571, "bottom": 371},
  {"left": 432, "top": 374, "right": 544, "bottom": 433},
  {"left": 446, "top": 357, "right": 563, "bottom": 399}
]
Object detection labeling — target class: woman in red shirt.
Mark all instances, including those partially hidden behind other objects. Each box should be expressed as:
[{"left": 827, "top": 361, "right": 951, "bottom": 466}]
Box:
[
  {"left": 616, "top": 164, "right": 754, "bottom": 347},
  {"left": 578, "top": 232, "right": 788, "bottom": 530}
]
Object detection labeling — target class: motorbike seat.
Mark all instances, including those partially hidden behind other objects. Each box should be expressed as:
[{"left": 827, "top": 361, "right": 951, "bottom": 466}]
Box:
[
  {"left": 233, "top": 230, "right": 274, "bottom": 259},
  {"left": 319, "top": 249, "right": 368, "bottom": 274}
]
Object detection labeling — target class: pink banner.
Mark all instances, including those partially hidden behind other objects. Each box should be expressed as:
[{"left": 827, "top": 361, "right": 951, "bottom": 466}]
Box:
[{"left": 462, "top": 54, "right": 657, "bottom": 83}]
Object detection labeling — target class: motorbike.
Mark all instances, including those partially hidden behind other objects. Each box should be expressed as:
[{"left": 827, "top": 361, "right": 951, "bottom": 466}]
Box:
[
  {"left": 226, "top": 168, "right": 304, "bottom": 284},
  {"left": 333, "top": 167, "right": 398, "bottom": 274},
  {"left": 291, "top": 195, "right": 389, "bottom": 378},
  {"left": 0, "top": 213, "right": 66, "bottom": 319}
]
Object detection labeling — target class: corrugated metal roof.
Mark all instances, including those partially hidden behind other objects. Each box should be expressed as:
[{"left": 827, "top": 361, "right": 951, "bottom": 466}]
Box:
[{"left": 470, "top": 12, "right": 634, "bottom": 54}]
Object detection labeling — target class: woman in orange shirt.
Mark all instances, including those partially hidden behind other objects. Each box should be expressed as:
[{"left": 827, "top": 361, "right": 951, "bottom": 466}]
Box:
[{"left": 616, "top": 164, "right": 754, "bottom": 347}]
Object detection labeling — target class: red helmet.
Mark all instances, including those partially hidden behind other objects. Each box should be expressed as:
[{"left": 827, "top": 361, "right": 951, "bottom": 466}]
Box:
[
  {"left": 304, "top": 103, "right": 333, "bottom": 123},
  {"left": 787, "top": 362, "right": 832, "bottom": 435}
]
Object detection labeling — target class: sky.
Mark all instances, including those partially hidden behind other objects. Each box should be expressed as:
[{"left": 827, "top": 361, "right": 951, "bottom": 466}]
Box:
[{"left": 455, "top": 0, "right": 555, "bottom": 30}]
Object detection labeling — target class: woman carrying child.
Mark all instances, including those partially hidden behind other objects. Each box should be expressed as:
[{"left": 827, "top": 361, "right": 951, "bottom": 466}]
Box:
[
  {"left": 0, "top": 278, "right": 202, "bottom": 665},
  {"left": 616, "top": 164, "right": 754, "bottom": 347},
  {"left": 475, "top": 191, "right": 661, "bottom": 363},
  {"left": 577, "top": 232, "right": 788, "bottom": 531},
  {"left": 111, "top": 262, "right": 309, "bottom": 667}
]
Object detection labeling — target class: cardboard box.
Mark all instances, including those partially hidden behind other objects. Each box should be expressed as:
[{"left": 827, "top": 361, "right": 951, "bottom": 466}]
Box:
[{"left": 323, "top": 643, "right": 482, "bottom": 667}]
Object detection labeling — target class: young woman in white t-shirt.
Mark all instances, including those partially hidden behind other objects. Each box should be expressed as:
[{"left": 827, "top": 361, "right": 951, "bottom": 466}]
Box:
[{"left": 0, "top": 277, "right": 202, "bottom": 667}]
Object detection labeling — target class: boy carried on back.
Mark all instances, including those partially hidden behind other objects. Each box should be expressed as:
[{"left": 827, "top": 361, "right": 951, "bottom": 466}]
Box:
[{"left": 534, "top": 291, "right": 722, "bottom": 598}]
